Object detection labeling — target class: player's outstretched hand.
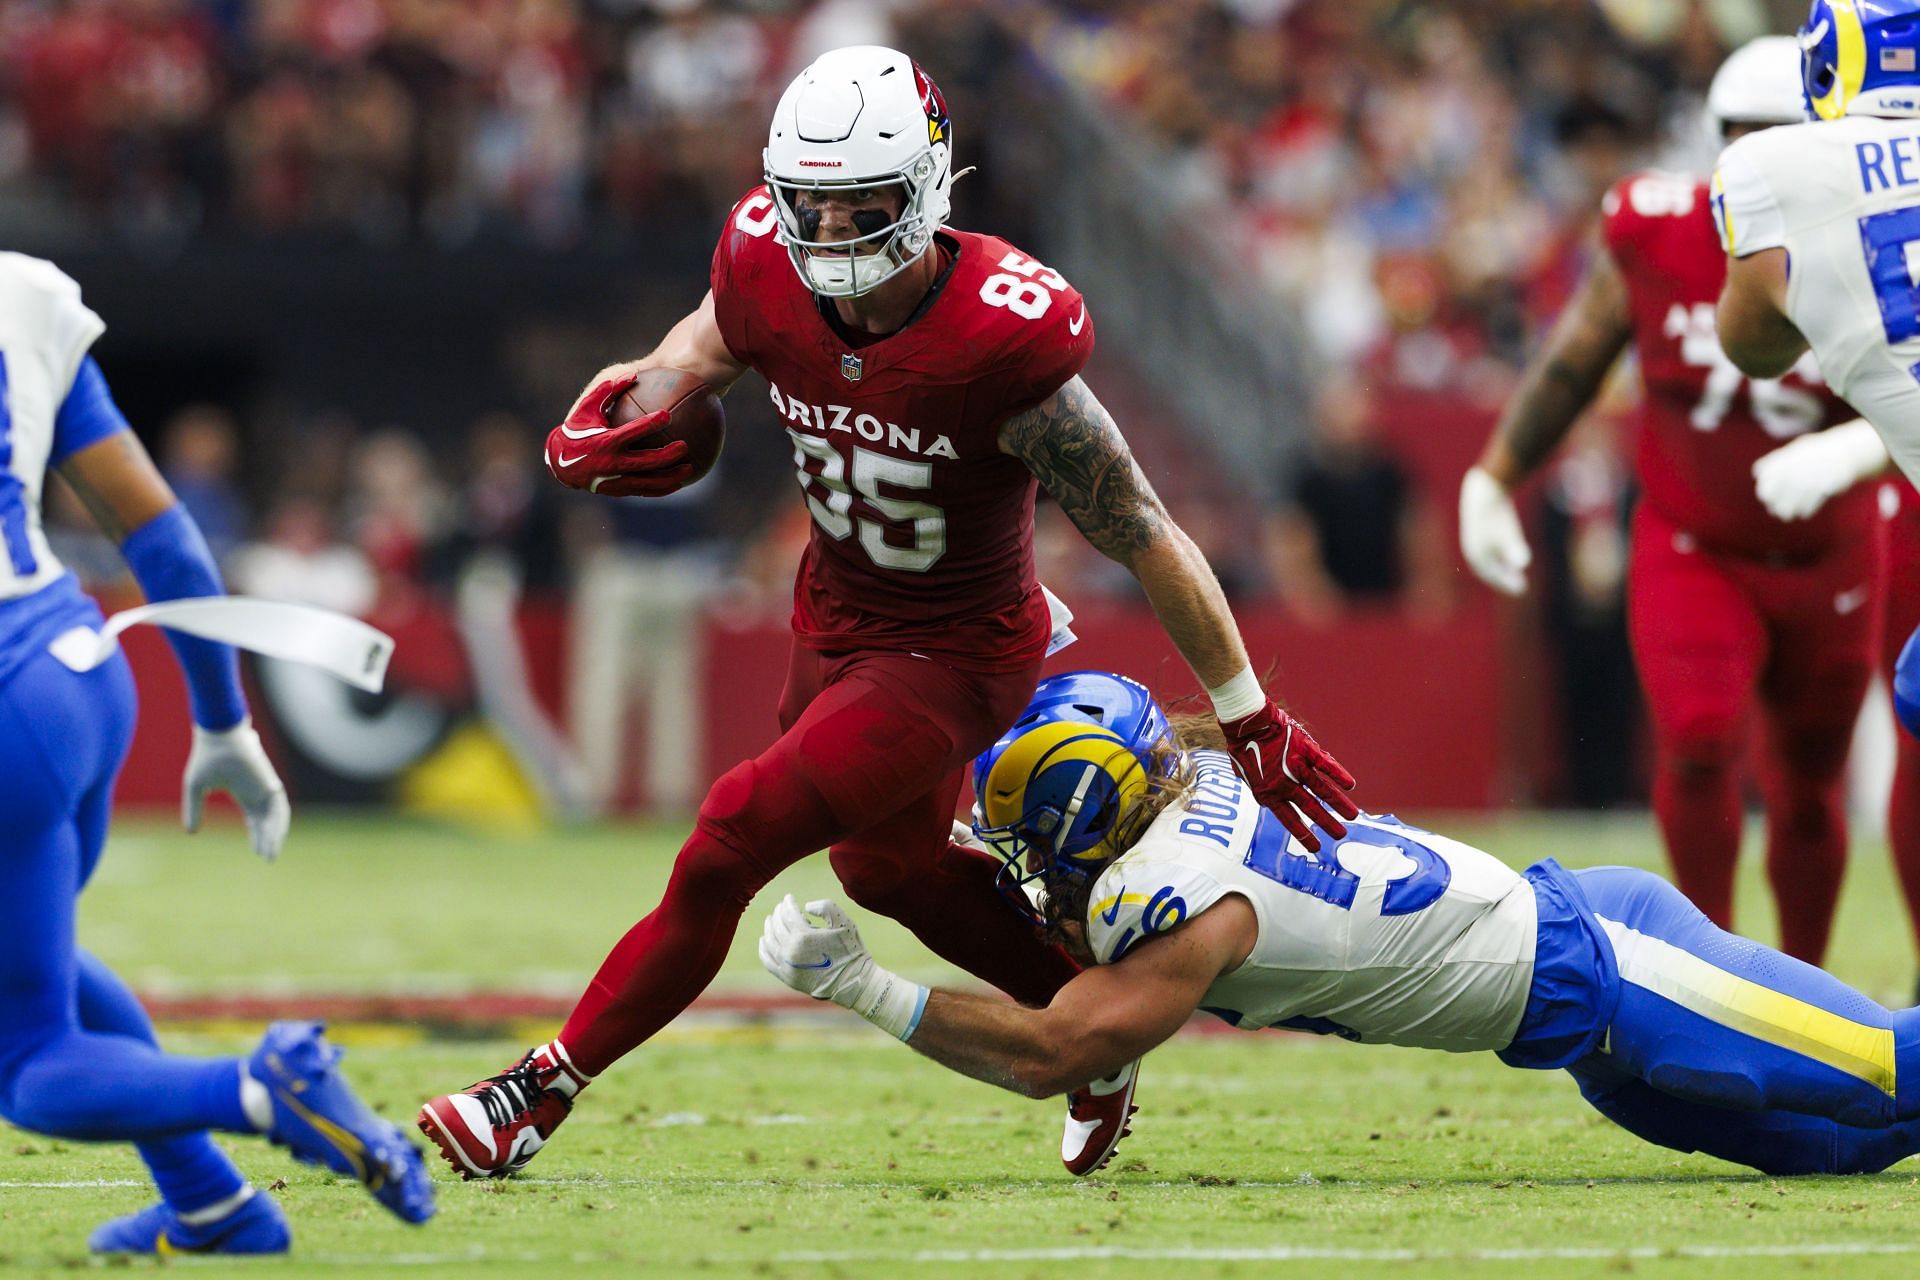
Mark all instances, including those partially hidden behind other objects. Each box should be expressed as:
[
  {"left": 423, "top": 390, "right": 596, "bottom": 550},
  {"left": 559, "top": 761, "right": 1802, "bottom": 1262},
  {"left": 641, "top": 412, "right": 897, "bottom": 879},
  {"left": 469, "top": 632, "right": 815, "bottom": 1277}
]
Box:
[
  {"left": 1752, "top": 419, "right": 1890, "bottom": 522},
  {"left": 545, "top": 372, "right": 695, "bottom": 498},
  {"left": 759, "top": 895, "right": 882, "bottom": 1008},
  {"left": 1219, "top": 701, "right": 1359, "bottom": 853},
  {"left": 183, "top": 717, "right": 291, "bottom": 860},
  {"left": 1458, "top": 467, "right": 1531, "bottom": 597}
]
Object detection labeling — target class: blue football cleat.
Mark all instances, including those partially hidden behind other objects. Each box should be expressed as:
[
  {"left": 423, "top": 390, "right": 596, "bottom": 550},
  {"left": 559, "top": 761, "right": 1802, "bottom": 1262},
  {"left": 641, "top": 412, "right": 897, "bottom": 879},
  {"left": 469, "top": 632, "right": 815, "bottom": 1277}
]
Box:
[
  {"left": 249, "top": 1021, "right": 436, "bottom": 1224},
  {"left": 89, "top": 1192, "right": 290, "bottom": 1255}
]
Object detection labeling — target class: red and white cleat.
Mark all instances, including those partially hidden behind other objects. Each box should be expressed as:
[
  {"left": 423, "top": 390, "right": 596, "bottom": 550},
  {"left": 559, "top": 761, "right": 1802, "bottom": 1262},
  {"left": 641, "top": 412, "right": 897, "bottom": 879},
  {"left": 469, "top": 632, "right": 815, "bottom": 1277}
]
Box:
[
  {"left": 417, "top": 1042, "right": 588, "bottom": 1180},
  {"left": 1061, "top": 1059, "right": 1139, "bottom": 1176}
]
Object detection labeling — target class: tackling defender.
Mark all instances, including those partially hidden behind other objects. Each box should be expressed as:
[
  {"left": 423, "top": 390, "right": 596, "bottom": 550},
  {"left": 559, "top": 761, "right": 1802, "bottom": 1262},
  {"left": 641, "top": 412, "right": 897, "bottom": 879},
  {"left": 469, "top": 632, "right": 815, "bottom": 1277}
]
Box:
[
  {"left": 1462, "top": 37, "right": 1874, "bottom": 962},
  {"left": 765, "top": 671, "right": 1920, "bottom": 1178},
  {"left": 0, "top": 253, "right": 433, "bottom": 1255},
  {"left": 420, "top": 46, "right": 1357, "bottom": 1181}
]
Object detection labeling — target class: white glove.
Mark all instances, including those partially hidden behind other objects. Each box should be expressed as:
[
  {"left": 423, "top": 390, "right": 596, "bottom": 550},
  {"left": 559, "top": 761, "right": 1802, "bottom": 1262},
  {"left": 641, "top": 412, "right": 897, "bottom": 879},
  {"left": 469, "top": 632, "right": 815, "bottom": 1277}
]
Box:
[
  {"left": 1752, "top": 419, "right": 1890, "bottom": 522},
  {"left": 758, "top": 895, "right": 925, "bottom": 1040},
  {"left": 1459, "top": 466, "right": 1532, "bottom": 597},
  {"left": 183, "top": 716, "right": 291, "bottom": 860}
]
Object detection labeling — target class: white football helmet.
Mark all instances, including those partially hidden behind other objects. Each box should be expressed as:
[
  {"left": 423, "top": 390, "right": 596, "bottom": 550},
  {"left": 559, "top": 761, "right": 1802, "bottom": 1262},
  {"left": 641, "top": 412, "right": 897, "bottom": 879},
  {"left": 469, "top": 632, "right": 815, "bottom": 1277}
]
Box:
[
  {"left": 763, "top": 45, "right": 954, "bottom": 298},
  {"left": 1704, "top": 35, "right": 1807, "bottom": 138}
]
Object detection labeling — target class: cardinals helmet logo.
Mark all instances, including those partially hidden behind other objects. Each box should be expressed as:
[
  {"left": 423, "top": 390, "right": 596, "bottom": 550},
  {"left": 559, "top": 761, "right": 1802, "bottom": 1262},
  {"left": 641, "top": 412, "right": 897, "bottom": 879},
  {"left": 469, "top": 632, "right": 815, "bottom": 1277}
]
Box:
[{"left": 913, "top": 62, "right": 950, "bottom": 146}]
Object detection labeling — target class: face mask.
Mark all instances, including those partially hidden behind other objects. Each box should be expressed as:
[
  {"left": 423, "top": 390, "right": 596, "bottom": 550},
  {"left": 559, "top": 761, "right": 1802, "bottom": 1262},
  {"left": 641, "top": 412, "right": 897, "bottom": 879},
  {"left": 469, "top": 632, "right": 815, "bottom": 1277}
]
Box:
[{"left": 803, "top": 245, "right": 901, "bottom": 296}]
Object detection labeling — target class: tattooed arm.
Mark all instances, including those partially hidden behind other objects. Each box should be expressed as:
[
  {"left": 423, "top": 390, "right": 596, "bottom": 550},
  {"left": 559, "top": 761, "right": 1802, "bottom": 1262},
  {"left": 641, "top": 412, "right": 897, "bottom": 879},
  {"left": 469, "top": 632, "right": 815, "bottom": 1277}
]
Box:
[
  {"left": 1474, "top": 242, "right": 1633, "bottom": 488},
  {"left": 999, "top": 375, "right": 1251, "bottom": 688}
]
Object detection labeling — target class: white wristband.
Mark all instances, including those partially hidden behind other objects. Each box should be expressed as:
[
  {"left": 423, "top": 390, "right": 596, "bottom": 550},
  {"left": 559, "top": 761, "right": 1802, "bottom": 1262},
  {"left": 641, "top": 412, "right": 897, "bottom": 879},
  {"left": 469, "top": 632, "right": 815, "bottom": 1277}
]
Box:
[
  {"left": 1207, "top": 665, "right": 1266, "bottom": 722},
  {"left": 849, "top": 967, "right": 930, "bottom": 1042}
]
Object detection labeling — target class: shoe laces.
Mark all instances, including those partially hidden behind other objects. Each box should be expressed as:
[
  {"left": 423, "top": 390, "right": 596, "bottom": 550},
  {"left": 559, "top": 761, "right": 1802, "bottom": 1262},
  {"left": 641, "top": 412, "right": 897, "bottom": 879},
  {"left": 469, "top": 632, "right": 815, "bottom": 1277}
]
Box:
[{"left": 474, "top": 1054, "right": 558, "bottom": 1130}]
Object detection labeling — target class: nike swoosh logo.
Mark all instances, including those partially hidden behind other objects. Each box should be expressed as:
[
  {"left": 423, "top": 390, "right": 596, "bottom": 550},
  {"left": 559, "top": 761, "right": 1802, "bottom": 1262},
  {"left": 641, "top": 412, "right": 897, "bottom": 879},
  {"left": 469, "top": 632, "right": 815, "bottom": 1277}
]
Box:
[
  {"left": 1836, "top": 586, "right": 1870, "bottom": 616},
  {"left": 794, "top": 957, "right": 833, "bottom": 970},
  {"left": 1100, "top": 890, "right": 1124, "bottom": 926},
  {"left": 1068, "top": 305, "right": 1087, "bottom": 336},
  {"left": 560, "top": 423, "right": 612, "bottom": 440},
  {"left": 556, "top": 451, "right": 589, "bottom": 468}
]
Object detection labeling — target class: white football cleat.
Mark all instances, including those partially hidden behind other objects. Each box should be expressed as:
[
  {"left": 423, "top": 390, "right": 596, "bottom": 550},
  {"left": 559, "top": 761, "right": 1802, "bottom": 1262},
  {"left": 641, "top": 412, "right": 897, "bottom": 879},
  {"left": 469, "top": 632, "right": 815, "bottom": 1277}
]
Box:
[
  {"left": 1061, "top": 1059, "right": 1139, "bottom": 1176},
  {"left": 417, "top": 1042, "right": 586, "bottom": 1180}
]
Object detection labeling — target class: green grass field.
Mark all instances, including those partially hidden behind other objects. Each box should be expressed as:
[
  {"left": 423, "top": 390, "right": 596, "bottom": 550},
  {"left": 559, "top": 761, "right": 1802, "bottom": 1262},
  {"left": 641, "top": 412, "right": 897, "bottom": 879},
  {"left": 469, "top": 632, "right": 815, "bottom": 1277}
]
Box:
[{"left": 8, "top": 811, "right": 1920, "bottom": 1278}]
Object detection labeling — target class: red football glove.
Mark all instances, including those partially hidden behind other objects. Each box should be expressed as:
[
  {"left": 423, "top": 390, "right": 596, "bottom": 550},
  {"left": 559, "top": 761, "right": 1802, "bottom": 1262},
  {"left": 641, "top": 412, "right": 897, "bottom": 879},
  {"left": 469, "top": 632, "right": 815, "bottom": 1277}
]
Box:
[
  {"left": 545, "top": 373, "right": 695, "bottom": 498},
  {"left": 1219, "top": 700, "right": 1359, "bottom": 853}
]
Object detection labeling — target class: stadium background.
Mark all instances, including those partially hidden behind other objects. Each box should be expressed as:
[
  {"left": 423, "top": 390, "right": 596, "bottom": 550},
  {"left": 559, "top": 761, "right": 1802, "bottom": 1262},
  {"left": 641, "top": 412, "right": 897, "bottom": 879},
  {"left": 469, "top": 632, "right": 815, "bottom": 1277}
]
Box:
[{"left": 0, "top": 0, "right": 1861, "bottom": 823}]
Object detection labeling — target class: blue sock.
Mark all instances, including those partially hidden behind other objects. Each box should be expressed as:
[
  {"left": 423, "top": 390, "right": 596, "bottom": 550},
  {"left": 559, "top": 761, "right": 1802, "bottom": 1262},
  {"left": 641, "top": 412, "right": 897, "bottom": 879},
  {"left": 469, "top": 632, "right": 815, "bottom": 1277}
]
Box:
[{"left": 76, "top": 951, "right": 247, "bottom": 1213}]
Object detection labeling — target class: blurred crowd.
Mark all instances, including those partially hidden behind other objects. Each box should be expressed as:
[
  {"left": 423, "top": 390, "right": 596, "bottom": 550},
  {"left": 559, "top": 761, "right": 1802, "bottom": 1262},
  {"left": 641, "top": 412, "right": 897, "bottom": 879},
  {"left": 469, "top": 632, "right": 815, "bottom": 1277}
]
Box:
[
  {"left": 1031, "top": 0, "right": 1778, "bottom": 379},
  {"left": 0, "top": 0, "right": 912, "bottom": 247}
]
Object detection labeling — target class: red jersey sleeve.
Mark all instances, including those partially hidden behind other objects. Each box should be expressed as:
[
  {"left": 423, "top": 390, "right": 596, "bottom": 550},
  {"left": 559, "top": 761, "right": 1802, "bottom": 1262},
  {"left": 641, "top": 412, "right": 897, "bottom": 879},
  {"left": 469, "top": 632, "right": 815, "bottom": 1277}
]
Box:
[
  {"left": 977, "top": 275, "right": 1096, "bottom": 425},
  {"left": 710, "top": 186, "right": 785, "bottom": 366}
]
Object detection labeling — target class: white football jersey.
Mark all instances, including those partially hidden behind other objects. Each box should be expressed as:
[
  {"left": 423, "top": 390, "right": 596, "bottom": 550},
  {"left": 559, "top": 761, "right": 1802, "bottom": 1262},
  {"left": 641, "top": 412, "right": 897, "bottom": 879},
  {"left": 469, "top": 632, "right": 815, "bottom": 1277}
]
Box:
[
  {"left": 1084, "top": 751, "right": 1537, "bottom": 1052},
  {"left": 1716, "top": 117, "right": 1920, "bottom": 485},
  {"left": 0, "top": 252, "right": 101, "bottom": 602}
]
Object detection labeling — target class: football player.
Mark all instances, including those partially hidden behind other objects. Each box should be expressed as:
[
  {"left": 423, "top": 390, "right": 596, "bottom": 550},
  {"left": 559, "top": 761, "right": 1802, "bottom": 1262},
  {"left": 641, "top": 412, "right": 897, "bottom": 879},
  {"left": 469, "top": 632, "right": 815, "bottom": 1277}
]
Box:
[
  {"left": 765, "top": 670, "right": 1920, "bottom": 1179},
  {"left": 1715, "top": 1, "right": 1920, "bottom": 980},
  {"left": 419, "top": 46, "right": 1358, "bottom": 1181},
  {"left": 1461, "top": 36, "right": 1875, "bottom": 963},
  {"left": 0, "top": 254, "right": 433, "bottom": 1254}
]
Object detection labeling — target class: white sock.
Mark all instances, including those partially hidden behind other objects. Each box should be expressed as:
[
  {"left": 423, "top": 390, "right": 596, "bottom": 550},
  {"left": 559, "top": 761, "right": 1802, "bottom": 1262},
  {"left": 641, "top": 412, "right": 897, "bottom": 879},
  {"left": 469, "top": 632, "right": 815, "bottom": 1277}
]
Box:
[
  {"left": 238, "top": 1065, "right": 273, "bottom": 1132},
  {"left": 178, "top": 1184, "right": 255, "bottom": 1227}
]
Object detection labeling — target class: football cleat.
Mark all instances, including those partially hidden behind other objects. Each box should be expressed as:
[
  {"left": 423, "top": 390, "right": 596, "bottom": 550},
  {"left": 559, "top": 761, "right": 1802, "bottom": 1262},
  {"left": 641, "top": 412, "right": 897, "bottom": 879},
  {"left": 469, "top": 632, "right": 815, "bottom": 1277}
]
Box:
[
  {"left": 249, "top": 1021, "right": 436, "bottom": 1224},
  {"left": 89, "top": 1192, "right": 290, "bottom": 1256},
  {"left": 417, "top": 1042, "right": 584, "bottom": 1180},
  {"left": 1061, "top": 1058, "right": 1140, "bottom": 1176}
]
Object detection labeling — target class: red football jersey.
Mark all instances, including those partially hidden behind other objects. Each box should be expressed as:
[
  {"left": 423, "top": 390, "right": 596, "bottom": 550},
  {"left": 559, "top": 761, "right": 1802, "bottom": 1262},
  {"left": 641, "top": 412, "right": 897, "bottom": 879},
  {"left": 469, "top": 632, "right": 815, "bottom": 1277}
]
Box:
[
  {"left": 1603, "top": 172, "right": 1866, "bottom": 559},
  {"left": 711, "top": 186, "right": 1094, "bottom": 671}
]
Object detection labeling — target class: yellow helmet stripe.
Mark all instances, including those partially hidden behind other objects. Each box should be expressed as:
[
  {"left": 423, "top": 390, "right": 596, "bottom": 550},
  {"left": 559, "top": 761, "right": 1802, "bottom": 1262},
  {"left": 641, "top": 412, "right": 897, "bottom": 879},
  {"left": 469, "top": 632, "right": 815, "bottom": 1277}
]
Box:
[
  {"left": 979, "top": 722, "right": 1144, "bottom": 830},
  {"left": 1813, "top": 2, "right": 1870, "bottom": 121}
]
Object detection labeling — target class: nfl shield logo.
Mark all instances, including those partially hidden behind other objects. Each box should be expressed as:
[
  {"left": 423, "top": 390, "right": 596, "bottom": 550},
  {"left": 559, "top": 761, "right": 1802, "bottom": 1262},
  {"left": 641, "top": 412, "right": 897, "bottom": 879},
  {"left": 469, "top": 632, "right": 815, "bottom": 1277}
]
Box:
[{"left": 841, "top": 353, "right": 864, "bottom": 383}]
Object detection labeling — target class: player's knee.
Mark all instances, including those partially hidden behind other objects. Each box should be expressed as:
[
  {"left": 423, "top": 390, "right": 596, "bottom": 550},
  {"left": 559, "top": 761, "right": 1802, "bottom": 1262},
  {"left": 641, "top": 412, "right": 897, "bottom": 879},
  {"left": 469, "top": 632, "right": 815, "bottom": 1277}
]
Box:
[
  {"left": 695, "top": 757, "right": 835, "bottom": 855},
  {"left": 828, "top": 848, "right": 911, "bottom": 909},
  {"left": 1657, "top": 712, "right": 1742, "bottom": 772}
]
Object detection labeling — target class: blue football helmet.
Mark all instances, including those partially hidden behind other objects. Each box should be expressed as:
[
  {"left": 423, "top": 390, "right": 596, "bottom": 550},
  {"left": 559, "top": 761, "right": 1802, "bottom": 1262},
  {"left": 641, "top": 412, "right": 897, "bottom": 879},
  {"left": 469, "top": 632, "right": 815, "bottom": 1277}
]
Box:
[
  {"left": 970, "top": 671, "right": 1178, "bottom": 888},
  {"left": 1801, "top": 0, "right": 1920, "bottom": 120}
]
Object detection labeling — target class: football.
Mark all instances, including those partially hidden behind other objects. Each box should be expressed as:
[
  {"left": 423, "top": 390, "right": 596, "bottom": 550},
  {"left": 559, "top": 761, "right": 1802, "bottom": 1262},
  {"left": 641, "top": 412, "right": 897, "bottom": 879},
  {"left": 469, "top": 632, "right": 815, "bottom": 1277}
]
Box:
[{"left": 607, "top": 367, "right": 726, "bottom": 485}]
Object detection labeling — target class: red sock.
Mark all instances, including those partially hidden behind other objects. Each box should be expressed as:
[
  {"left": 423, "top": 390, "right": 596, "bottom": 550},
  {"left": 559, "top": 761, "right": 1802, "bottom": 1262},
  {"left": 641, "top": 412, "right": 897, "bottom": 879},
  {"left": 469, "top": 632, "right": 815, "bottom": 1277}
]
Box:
[
  {"left": 833, "top": 839, "right": 1081, "bottom": 1007},
  {"left": 1759, "top": 772, "right": 1848, "bottom": 964},
  {"left": 558, "top": 825, "right": 782, "bottom": 1076},
  {"left": 558, "top": 754, "right": 841, "bottom": 1076},
  {"left": 1892, "top": 737, "right": 1920, "bottom": 956},
  {"left": 1654, "top": 760, "right": 1743, "bottom": 931}
]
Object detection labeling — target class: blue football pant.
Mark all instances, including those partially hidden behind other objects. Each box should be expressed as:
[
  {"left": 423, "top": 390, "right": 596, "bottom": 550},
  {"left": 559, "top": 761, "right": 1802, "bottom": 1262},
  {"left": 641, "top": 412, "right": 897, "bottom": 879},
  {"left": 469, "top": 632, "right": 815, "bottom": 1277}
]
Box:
[
  {"left": 1565, "top": 866, "right": 1920, "bottom": 1174},
  {"left": 0, "top": 647, "right": 249, "bottom": 1209}
]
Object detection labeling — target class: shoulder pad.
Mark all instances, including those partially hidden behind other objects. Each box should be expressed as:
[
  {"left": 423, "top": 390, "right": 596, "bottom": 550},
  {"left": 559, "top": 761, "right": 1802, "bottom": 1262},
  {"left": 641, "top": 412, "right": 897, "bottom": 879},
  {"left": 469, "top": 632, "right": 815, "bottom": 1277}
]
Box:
[
  {"left": 0, "top": 252, "right": 104, "bottom": 391},
  {"left": 1085, "top": 855, "right": 1229, "bottom": 966}
]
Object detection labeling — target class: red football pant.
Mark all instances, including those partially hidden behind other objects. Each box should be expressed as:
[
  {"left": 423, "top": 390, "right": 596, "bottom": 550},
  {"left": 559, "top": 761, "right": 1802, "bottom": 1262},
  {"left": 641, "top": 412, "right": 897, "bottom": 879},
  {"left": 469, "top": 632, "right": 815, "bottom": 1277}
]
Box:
[
  {"left": 1628, "top": 506, "right": 1881, "bottom": 963},
  {"left": 559, "top": 644, "right": 1076, "bottom": 1077},
  {"left": 1882, "top": 489, "right": 1920, "bottom": 956}
]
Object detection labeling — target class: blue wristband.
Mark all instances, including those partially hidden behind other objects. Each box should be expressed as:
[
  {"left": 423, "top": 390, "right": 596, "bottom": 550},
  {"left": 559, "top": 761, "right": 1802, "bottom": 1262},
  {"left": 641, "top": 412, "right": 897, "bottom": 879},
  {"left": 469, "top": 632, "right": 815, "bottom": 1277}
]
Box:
[{"left": 120, "top": 505, "right": 246, "bottom": 730}]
